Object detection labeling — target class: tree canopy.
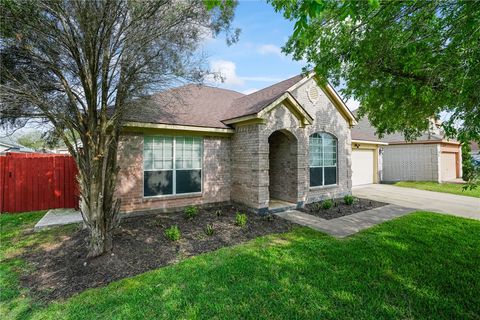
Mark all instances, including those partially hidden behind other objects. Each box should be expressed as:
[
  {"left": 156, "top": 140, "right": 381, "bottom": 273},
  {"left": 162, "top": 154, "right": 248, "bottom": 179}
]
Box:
[
  {"left": 0, "top": 0, "right": 238, "bottom": 257},
  {"left": 269, "top": 0, "right": 480, "bottom": 144}
]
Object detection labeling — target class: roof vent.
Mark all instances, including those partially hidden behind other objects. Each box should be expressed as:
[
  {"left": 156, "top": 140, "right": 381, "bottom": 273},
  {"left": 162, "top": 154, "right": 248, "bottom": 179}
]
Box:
[{"left": 307, "top": 85, "right": 319, "bottom": 103}]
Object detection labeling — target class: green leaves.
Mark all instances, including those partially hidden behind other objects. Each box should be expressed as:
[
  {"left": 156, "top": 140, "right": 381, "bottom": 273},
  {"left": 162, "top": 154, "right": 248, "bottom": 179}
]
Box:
[{"left": 270, "top": 0, "right": 480, "bottom": 146}]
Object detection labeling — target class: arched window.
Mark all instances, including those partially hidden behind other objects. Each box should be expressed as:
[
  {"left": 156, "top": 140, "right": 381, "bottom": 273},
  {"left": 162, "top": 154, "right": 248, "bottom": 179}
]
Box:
[{"left": 309, "top": 132, "right": 337, "bottom": 187}]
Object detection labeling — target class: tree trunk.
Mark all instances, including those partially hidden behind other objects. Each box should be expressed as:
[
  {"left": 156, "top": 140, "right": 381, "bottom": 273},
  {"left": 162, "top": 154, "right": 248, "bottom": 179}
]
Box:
[{"left": 77, "top": 129, "right": 121, "bottom": 258}]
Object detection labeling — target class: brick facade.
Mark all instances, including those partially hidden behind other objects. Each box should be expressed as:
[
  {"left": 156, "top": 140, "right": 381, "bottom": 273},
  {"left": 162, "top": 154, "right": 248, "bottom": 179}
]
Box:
[
  {"left": 116, "top": 133, "right": 231, "bottom": 214},
  {"left": 230, "top": 78, "right": 352, "bottom": 212},
  {"left": 116, "top": 78, "right": 353, "bottom": 214}
]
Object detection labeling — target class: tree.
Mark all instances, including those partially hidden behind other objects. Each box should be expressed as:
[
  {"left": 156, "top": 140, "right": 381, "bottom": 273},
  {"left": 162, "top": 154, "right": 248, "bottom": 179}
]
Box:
[
  {"left": 1, "top": 0, "right": 238, "bottom": 257},
  {"left": 462, "top": 143, "right": 474, "bottom": 181},
  {"left": 269, "top": 0, "right": 479, "bottom": 143}
]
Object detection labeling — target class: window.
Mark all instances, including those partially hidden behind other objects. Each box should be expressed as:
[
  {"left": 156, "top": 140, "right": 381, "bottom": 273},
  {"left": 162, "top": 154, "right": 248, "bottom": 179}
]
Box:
[
  {"left": 143, "top": 136, "right": 202, "bottom": 196},
  {"left": 309, "top": 132, "right": 337, "bottom": 187}
]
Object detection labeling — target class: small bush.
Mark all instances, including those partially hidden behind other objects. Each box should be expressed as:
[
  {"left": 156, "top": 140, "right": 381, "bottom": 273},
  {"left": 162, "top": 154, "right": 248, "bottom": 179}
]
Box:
[
  {"left": 204, "top": 224, "right": 215, "bottom": 236},
  {"left": 164, "top": 225, "right": 181, "bottom": 241},
  {"left": 235, "top": 212, "right": 247, "bottom": 228},
  {"left": 321, "top": 199, "right": 333, "bottom": 210},
  {"left": 184, "top": 206, "right": 199, "bottom": 220},
  {"left": 343, "top": 195, "right": 355, "bottom": 205}
]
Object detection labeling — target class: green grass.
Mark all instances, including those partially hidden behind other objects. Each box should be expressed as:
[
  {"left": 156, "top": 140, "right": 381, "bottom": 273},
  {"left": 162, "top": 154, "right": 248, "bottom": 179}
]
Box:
[
  {"left": 394, "top": 181, "right": 480, "bottom": 198},
  {"left": 1, "top": 211, "right": 480, "bottom": 319}
]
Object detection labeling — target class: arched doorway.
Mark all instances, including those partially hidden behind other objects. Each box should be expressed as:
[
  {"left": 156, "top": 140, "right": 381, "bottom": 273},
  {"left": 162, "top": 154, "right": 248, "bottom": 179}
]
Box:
[{"left": 268, "top": 130, "right": 298, "bottom": 206}]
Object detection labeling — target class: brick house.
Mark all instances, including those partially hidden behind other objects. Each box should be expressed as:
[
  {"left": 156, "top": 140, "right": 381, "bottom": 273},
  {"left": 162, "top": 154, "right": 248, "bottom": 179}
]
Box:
[
  {"left": 117, "top": 74, "right": 357, "bottom": 214},
  {"left": 352, "top": 114, "right": 462, "bottom": 183}
]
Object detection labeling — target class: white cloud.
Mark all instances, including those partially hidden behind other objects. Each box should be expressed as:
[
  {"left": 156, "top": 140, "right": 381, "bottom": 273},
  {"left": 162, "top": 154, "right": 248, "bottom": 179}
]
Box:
[
  {"left": 346, "top": 98, "right": 360, "bottom": 111},
  {"left": 241, "top": 88, "right": 259, "bottom": 95},
  {"left": 257, "top": 44, "right": 283, "bottom": 57},
  {"left": 208, "top": 59, "right": 289, "bottom": 88},
  {"left": 208, "top": 60, "right": 244, "bottom": 86}
]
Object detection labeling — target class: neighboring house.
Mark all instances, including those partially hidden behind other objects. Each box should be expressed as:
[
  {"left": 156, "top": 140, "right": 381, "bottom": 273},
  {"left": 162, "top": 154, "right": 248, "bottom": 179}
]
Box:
[
  {"left": 471, "top": 142, "right": 480, "bottom": 167},
  {"left": 116, "top": 74, "right": 357, "bottom": 214},
  {"left": 0, "top": 137, "right": 35, "bottom": 154},
  {"left": 352, "top": 114, "right": 462, "bottom": 183}
]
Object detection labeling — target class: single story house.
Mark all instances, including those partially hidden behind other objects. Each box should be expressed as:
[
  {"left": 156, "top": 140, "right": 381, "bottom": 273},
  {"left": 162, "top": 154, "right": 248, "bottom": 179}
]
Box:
[
  {"left": 0, "top": 137, "right": 34, "bottom": 154},
  {"left": 351, "top": 114, "right": 462, "bottom": 183},
  {"left": 116, "top": 74, "right": 358, "bottom": 214}
]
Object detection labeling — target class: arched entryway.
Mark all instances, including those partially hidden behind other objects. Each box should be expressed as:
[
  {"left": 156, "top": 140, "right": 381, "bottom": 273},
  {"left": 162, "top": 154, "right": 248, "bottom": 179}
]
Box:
[{"left": 268, "top": 130, "right": 298, "bottom": 207}]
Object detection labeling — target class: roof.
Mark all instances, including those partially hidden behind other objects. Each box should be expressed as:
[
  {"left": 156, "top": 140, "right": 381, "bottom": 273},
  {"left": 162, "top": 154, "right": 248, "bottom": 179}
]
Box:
[
  {"left": 0, "top": 137, "right": 35, "bottom": 153},
  {"left": 223, "top": 75, "right": 303, "bottom": 121},
  {"left": 123, "top": 73, "right": 355, "bottom": 130},
  {"left": 123, "top": 85, "right": 244, "bottom": 129},
  {"left": 351, "top": 111, "right": 458, "bottom": 144}
]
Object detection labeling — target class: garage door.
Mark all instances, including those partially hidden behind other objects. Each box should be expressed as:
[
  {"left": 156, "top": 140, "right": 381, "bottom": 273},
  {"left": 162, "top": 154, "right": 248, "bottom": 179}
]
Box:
[
  {"left": 352, "top": 149, "right": 375, "bottom": 186},
  {"left": 441, "top": 152, "right": 456, "bottom": 181}
]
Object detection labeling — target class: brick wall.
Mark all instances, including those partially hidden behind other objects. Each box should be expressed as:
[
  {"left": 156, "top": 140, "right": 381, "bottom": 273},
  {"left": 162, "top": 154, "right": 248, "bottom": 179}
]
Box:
[
  {"left": 231, "top": 77, "right": 352, "bottom": 211},
  {"left": 116, "top": 132, "right": 231, "bottom": 214},
  {"left": 268, "top": 130, "right": 298, "bottom": 203}
]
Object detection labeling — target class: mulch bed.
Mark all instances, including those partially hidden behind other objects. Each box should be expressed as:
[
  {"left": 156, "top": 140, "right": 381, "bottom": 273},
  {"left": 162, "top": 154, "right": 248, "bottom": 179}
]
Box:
[
  {"left": 20, "top": 205, "right": 294, "bottom": 303},
  {"left": 299, "top": 197, "right": 388, "bottom": 220}
]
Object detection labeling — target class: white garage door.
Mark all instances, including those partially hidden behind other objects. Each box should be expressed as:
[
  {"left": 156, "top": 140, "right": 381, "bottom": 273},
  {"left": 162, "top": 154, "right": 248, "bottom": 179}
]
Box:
[
  {"left": 352, "top": 149, "right": 375, "bottom": 186},
  {"left": 441, "top": 152, "right": 456, "bottom": 181}
]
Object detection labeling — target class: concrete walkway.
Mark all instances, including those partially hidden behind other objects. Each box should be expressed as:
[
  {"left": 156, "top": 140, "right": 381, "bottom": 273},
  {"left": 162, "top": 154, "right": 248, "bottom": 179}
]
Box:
[
  {"left": 275, "top": 204, "right": 413, "bottom": 238},
  {"left": 34, "top": 208, "right": 82, "bottom": 231},
  {"left": 353, "top": 184, "right": 480, "bottom": 220}
]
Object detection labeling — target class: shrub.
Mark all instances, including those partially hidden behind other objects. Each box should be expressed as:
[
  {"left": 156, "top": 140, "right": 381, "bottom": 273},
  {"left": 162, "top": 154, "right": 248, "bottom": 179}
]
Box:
[
  {"left": 204, "top": 224, "right": 215, "bottom": 236},
  {"left": 184, "top": 206, "right": 199, "bottom": 220},
  {"left": 321, "top": 199, "right": 333, "bottom": 210},
  {"left": 235, "top": 212, "right": 247, "bottom": 228},
  {"left": 164, "top": 225, "right": 181, "bottom": 241},
  {"left": 343, "top": 195, "right": 355, "bottom": 205}
]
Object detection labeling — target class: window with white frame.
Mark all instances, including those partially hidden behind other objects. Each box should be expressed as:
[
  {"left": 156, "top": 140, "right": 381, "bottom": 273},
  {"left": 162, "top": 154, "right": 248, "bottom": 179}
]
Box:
[
  {"left": 309, "top": 132, "right": 337, "bottom": 187},
  {"left": 143, "top": 136, "right": 202, "bottom": 196}
]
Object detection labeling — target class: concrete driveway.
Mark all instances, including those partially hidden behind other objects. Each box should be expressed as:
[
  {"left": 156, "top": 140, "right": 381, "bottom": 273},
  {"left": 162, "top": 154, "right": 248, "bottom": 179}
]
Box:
[{"left": 353, "top": 184, "right": 480, "bottom": 221}]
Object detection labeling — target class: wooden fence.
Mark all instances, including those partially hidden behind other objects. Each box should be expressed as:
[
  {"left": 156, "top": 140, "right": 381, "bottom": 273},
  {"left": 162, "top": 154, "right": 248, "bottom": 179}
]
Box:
[{"left": 0, "top": 152, "right": 79, "bottom": 213}]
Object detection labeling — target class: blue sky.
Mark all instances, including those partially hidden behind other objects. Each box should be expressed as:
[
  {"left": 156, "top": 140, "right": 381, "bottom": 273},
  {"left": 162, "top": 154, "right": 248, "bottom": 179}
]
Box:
[{"left": 203, "top": 0, "right": 360, "bottom": 110}]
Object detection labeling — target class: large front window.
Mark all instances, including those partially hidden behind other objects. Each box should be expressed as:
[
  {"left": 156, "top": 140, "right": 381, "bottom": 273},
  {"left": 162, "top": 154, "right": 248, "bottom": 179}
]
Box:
[
  {"left": 143, "top": 136, "right": 202, "bottom": 196},
  {"left": 309, "top": 132, "right": 337, "bottom": 187}
]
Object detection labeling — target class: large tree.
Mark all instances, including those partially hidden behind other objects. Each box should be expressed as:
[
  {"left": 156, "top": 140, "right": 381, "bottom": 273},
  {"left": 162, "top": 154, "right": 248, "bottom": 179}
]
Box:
[
  {"left": 269, "top": 0, "right": 479, "bottom": 144},
  {"left": 1, "top": 0, "right": 238, "bottom": 257}
]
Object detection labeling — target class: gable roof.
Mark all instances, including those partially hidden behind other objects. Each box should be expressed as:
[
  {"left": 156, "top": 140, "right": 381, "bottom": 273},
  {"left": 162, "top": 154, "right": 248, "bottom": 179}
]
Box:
[
  {"left": 124, "top": 73, "right": 355, "bottom": 130},
  {"left": 222, "top": 75, "right": 303, "bottom": 121},
  {"left": 351, "top": 111, "right": 458, "bottom": 144}
]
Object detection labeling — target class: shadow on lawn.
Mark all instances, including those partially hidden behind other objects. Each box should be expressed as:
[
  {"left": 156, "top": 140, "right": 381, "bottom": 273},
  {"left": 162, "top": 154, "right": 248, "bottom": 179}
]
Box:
[
  {"left": 35, "top": 213, "right": 480, "bottom": 319},
  {"left": 16, "top": 206, "right": 294, "bottom": 303}
]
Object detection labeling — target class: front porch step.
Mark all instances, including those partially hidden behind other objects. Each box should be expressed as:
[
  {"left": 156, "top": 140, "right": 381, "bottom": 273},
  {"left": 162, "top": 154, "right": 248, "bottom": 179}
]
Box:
[{"left": 268, "top": 199, "right": 297, "bottom": 214}]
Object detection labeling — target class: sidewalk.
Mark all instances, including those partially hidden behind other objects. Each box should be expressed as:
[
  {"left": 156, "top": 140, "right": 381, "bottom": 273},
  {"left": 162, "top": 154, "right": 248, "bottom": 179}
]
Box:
[{"left": 275, "top": 204, "right": 414, "bottom": 238}]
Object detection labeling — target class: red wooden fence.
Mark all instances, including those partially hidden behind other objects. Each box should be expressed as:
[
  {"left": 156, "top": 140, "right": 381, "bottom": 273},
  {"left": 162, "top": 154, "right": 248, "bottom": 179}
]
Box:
[{"left": 0, "top": 152, "right": 79, "bottom": 213}]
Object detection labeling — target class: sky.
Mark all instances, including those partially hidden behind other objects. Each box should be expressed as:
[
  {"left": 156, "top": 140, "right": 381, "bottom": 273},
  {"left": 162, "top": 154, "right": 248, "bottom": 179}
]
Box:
[{"left": 202, "top": 0, "right": 360, "bottom": 110}]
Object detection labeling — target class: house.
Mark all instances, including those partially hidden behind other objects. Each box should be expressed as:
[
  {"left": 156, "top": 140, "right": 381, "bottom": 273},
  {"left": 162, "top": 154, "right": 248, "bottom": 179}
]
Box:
[
  {"left": 0, "top": 137, "right": 35, "bottom": 154},
  {"left": 471, "top": 142, "right": 479, "bottom": 167},
  {"left": 116, "top": 74, "right": 357, "bottom": 214},
  {"left": 351, "top": 114, "right": 462, "bottom": 183}
]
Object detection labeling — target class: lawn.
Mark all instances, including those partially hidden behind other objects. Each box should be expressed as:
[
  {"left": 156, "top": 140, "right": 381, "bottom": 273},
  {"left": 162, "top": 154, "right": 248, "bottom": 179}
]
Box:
[
  {"left": 1, "top": 211, "right": 479, "bottom": 319},
  {"left": 393, "top": 181, "right": 480, "bottom": 198}
]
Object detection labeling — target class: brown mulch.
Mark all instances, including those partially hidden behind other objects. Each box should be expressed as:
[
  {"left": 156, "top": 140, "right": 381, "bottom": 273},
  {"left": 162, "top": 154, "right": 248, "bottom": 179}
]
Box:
[
  {"left": 20, "top": 205, "right": 294, "bottom": 303},
  {"left": 299, "top": 197, "right": 388, "bottom": 220}
]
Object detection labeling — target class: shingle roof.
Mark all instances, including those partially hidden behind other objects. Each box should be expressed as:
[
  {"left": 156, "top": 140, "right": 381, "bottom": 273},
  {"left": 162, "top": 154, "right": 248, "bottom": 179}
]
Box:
[
  {"left": 351, "top": 110, "right": 450, "bottom": 143},
  {"left": 123, "top": 74, "right": 306, "bottom": 128},
  {"left": 123, "top": 85, "right": 245, "bottom": 129},
  {"left": 223, "top": 75, "right": 304, "bottom": 121}
]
